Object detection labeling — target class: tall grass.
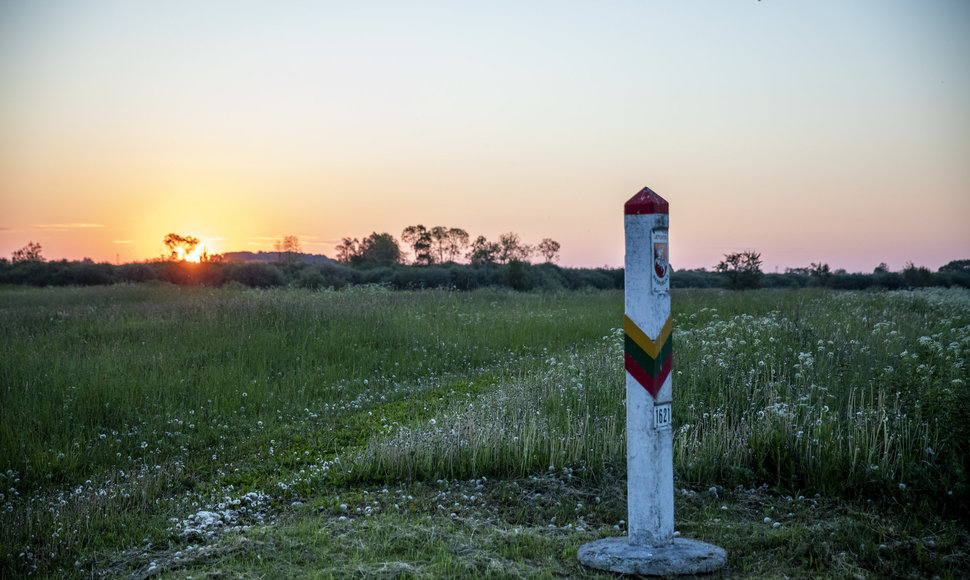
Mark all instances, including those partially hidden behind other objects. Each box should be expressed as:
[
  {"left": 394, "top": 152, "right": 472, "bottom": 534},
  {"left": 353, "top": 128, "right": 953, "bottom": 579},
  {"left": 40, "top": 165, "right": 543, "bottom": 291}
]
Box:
[
  {"left": 349, "top": 330, "right": 627, "bottom": 481},
  {"left": 347, "top": 288, "right": 969, "bottom": 507},
  {"left": 670, "top": 288, "right": 969, "bottom": 502},
  {"left": 0, "top": 285, "right": 620, "bottom": 492},
  {"left": 2, "top": 284, "right": 968, "bottom": 576},
  {"left": 5, "top": 285, "right": 964, "bottom": 500}
]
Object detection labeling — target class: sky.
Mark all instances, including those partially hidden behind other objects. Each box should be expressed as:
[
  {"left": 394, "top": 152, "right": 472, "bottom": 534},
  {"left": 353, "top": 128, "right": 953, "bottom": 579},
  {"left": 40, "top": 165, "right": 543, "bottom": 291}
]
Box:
[{"left": 1, "top": 0, "right": 968, "bottom": 272}]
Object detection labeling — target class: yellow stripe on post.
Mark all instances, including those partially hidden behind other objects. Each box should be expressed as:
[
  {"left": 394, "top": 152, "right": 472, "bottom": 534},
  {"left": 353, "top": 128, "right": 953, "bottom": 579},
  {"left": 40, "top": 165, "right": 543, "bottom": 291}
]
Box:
[{"left": 624, "top": 314, "right": 672, "bottom": 359}]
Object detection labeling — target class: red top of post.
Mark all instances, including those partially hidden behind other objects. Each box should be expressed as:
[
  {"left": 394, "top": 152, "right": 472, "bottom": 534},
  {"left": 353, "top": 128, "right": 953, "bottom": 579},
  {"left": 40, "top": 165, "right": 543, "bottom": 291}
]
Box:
[{"left": 624, "top": 186, "right": 669, "bottom": 215}]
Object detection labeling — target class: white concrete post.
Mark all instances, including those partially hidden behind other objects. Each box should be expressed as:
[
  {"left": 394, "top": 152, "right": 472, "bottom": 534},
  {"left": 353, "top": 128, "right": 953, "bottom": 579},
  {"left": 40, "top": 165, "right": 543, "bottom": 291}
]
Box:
[
  {"left": 578, "top": 186, "right": 726, "bottom": 576},
  {"left": 623, "top": 187, "right": 674, "bottom": 546}
]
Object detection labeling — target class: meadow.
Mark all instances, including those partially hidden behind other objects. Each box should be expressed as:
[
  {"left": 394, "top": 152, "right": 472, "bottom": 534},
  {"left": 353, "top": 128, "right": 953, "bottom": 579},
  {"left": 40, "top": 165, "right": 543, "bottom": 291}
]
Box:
[{"left": 1, "top": 284, "right": 968, "bottom": 578}]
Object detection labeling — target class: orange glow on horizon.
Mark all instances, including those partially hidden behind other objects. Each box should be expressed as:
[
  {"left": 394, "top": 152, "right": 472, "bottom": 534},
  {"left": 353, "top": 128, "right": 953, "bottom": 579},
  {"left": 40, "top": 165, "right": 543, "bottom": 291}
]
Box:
[
  {"left": 1, "top": 3, "right": 967, "bottom": 272},
  {"left": 171, "top": 241, "right": 212, "bottom": 263}
]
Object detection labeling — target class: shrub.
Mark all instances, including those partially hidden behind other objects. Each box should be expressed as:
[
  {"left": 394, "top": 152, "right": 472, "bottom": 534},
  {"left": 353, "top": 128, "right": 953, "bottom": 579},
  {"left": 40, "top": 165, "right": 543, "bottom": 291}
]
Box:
[
  {"left": 530, "top": 263, "right": 568, "bottom": 290},
  {"left": 118, "top": 263, "right": 157, "bottom": 283},
  {"left": 295, "top": 269, "right": 327, "bottom": 289},
  {"left": 55, "top": 262, "right": 117, "bottom": 286},
  {"left": 228, "top": 263, "right": 286, "bottom": 288},
  {"left": 506, "top": 260, "right": 532, "bottom": 291}
]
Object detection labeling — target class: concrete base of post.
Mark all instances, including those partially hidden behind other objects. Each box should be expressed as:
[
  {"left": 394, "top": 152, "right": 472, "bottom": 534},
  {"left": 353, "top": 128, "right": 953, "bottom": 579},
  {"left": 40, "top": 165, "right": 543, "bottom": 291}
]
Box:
[{"left": 577, "top": 537, "right": 727, "bottom": 576}]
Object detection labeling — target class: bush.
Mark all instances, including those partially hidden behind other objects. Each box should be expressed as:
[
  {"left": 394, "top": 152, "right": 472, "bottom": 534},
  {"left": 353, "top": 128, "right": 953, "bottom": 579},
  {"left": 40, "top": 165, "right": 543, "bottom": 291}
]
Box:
[
  {"left": 56, "top": 262, "right": 117, "bottom": 286},
  {"left": 9, "top": 257, "right": 964, "bottom": 294},
  {"left": 902, "top": 263, "right": 935, "bottom": 287},
  {"left": 228, "top": 263, "right": 286, "bottom": 288},
  {"left": 673, "top": 269, "right": 724, "bottom": 289},
  {"left": 506, "top": 260, "right": 532, "bottom": 291},
  {"left": 452, "top": 264, "right": 504, "bottom": 290},
  {"left": 936, "top": 270, "right": 970, "bottom": 289},
  {"left": 530, "top": 263, "right": 568, "bottom": 290},
  {"left": 295, "top": 269, "right": 327, "bottom": 289},
  {"left": 564, "top": 268, "right": 617, "bottom": 290},
  {"left": 830, "top": 273, "right": 872, "bottom": 290},
  {"left": 716, "top": 251, "right": 763, "bottom": 290},
  {"left": 118, "top": 263, "right": 157, "bottom": 283},
  {"left": 872, "top": 272, "right": 905, "bottom": 290},
  {"left": 391, "top": 266, "right": 451, "bottom": 289},
  {"left": 155, "top": 261, "right": 227, "bottom": 286},
  {"left": 359, "top": 266, "right": 396, "bottom": 286}
]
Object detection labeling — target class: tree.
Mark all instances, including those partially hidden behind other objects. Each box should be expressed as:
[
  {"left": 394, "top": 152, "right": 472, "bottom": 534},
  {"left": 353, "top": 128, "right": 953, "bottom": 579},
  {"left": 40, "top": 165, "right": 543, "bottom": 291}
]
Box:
[
  {"left": 401, "top": 225, "right": 434, "bottom": 265},
  {"left": 715, "top": 251, "right": 763, "bottom": 290},
  {"left": 429, "top": 226, "right": 450, "bottom": 264},
  {"left": 809, "top": 262, "right": 831, "bottom": 287},
  {"left": 11, "top": 241, "right": 43, "bottom": 263},
  {"left": 507, "top": 259, "right": 531, "bottom": 291},
  {"left": 937, "top": 259, "right": 970, "bottom": 288},
  {"left": 335, "top": 237, "right": 361, "bottom": 264},
  {"left": 902, "top": 261, "right": 934, "bottom": 287},
  {"left": 426, "top": 226, "right": 471, "bottom": 263},
  {"left": 403, "top": 225, "right": 471, "bottom": 264},
  {"left": 274, "top": 235, "right": 301, "bottom": 264},
  {"left": 163, "top": 233, "right": 200, "bottom": 261},
  {"left": 424, "top": 226, "right": 472, "bottom": 263},
  {"left": 537, "top": 238, "right": 561, "bottom": 263},
  {"left": 939, "top": 259, "right": 970, "bottom": 274},
  {"left": 444, "top": 228, "right": 469, "bottom": 262},
  {"left": 497, "top": 232, "right": 532, "bottom": 264},
  {"left": 358, "top": 232, "right": 401, "bottom": 264},
  {"left": 468, "top": 235, "right": 500, "bottom": 265}
]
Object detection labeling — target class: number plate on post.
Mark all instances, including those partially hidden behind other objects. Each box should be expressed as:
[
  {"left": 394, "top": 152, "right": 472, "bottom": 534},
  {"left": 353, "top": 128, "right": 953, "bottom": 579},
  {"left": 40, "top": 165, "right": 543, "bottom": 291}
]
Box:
[{"left": 654, "top": 404, "right": 671, "bottom": 430}]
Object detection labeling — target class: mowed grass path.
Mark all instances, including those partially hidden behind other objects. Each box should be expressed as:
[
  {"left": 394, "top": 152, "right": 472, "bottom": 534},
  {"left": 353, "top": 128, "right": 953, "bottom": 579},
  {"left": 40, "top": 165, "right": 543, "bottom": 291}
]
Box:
[{"left": 1, "top": 285, "right": 967, "bottom": 578}]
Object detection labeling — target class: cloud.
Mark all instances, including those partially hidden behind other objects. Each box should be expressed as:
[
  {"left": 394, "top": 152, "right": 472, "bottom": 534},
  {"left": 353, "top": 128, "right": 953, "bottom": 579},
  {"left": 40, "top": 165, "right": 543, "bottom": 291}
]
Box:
[
  {"left": 34, "top": 223, "right": 105, "bottom": 230},
  {"left": 250, "top": 234, "right": 317, "bottom": 241},
  {"left": 112, "top": 240, "right": 134, "bottom": 244}
]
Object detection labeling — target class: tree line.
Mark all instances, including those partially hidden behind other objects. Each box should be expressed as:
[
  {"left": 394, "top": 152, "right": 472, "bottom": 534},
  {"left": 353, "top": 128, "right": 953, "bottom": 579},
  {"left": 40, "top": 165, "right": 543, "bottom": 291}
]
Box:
[
  {"left": 0, "top": 256, "right": 620, "bottom": 292},
  {"left": 334, "top": 226, "right": 561, "bottom": 266},
  {"left": 0, "top": 237, "right": 610, "bottom": 291},
  {"left": 688, "top": 251, "right": 970, "bottom": 290},
  {"left": 2, "top": 241, "right": 967, "bottom": 291}
]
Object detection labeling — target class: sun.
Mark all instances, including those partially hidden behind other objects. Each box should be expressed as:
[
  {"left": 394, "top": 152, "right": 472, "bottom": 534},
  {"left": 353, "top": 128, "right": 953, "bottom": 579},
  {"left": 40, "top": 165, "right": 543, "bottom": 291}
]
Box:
[
  {"left": 171, "top": 242, "right": 210, "bottom": 262},
  {"left": 183, "top": 245, "right": 208, "bottom": 262},
  {"left": 164, "top": 233, "right": 216, "bottom": 262}
]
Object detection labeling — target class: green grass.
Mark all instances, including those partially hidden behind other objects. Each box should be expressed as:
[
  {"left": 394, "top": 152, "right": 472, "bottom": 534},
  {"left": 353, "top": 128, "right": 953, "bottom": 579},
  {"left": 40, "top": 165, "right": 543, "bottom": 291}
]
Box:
[
  {"left": 671, "top": 288, "right": 970, "bottom": 502},
  {"left": 1, "top": 284, "right": 968, "bottom": 578},
  {"left": 1, "top": 285, "right": 617, "bottom": 489}
]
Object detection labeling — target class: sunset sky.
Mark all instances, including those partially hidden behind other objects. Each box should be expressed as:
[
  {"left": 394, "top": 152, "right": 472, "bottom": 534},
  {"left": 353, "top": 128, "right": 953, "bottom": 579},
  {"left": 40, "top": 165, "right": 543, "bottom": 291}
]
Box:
[{"left": 1, "top": 1, "right": 968, "bottom": 272}]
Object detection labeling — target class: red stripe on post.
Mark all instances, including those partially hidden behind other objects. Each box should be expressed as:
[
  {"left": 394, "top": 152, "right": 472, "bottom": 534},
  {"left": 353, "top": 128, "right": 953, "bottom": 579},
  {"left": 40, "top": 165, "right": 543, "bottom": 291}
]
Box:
[
  {"left": 624, "top": 186, "right": 669, "bottom": 215},
  {"left": 625, "top": 352, "right": 662, "bottom": 399},
  {"left": 624, "top": 351, "right": 672, "bottom": 400},
  {"left": 655, "top": 352, "right": 672, "bottom": 391}
]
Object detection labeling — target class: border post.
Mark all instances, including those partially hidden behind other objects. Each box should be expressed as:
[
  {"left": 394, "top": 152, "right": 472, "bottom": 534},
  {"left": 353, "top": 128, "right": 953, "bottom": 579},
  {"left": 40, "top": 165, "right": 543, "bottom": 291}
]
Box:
[{"left": 577, "top": 186, "right": 727, "bottom": 575}]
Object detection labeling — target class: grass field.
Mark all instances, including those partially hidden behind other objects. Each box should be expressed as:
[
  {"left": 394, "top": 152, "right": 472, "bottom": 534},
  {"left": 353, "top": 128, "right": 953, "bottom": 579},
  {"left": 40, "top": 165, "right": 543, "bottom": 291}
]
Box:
[{"left": 1, "top": 284, "right": 968, "bottom": 578}]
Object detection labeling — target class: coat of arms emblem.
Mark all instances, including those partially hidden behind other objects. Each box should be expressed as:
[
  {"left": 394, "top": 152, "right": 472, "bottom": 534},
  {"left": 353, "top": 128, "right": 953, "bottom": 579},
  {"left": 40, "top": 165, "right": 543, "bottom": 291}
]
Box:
[
  {"left": 651, "top": 229, "right": 669, "bottom": 293},
  {"left": 654, "top": 240, "right": 668, "bottom": 279}
]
